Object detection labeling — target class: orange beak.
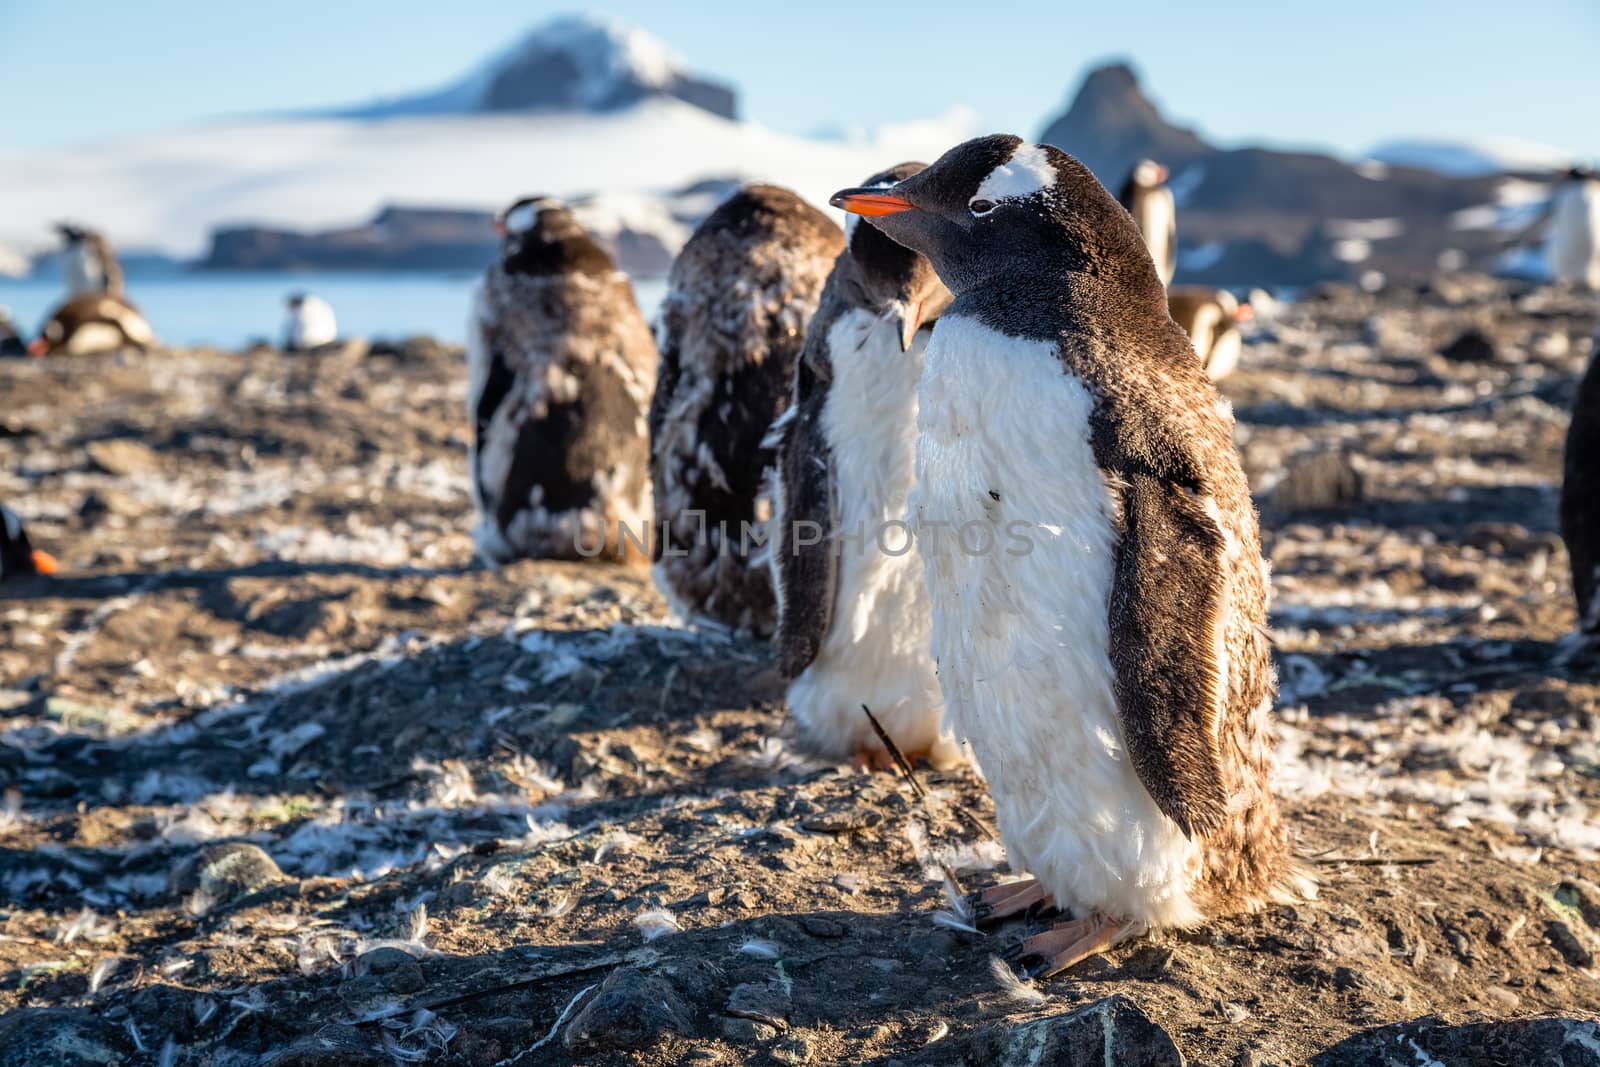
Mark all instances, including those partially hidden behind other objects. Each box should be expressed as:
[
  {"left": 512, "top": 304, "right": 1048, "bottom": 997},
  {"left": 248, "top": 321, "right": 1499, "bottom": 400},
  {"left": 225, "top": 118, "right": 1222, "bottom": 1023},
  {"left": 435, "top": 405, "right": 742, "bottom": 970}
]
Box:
[
  {"left": 493, "top": 220, "right": 506, "bottom": 236},
  {"left": 30, "top": 550, "right": 57, "bottom": 575},
  {"left": 830, "top": 189, "right": 915, "bottom": 217},
  {"left": 1234, "top": 303, "right": 1255, "bottom": 323},
  {"left": 1156, "top": 165, "right": 1170, "bottom": 183},
  {"left": 26, "top": 338, "right": 46, "bottom": 357}
]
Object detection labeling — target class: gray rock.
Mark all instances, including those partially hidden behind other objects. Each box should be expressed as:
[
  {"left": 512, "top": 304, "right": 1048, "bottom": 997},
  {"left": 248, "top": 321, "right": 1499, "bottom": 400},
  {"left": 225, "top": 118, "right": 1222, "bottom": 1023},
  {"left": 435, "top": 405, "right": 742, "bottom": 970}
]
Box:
[
  {"left": 260, "top": 1023, "right": 386, "bottom": 1066},
  {"left": 353, "top": 946, "right": 426, "bottom": 993},
  {"left": 965, "top": 994, "right": 1184, "bottom": 1067},
  {"left": 85, "top": 439, "right": 159, "bottom": 476},
  {"left": 1310, "top": 1016, "right": 1600, "bottom": 1066},
  {"left": 724, "top": 980, "right": 790, "bottom": 1030},
  {"left": 1273, "top": 451, "right": 1365, "bottom": 513},
  {"left": 718, "top": 1015, "right": 779, "bottom": 1042},
  {"left": 563, "top": 967, "right": 691, "bottom": 1053},
  {"left": 170, "top": 842, "right": 287, "bottom": 906},
  {"left": 0, "top": 1007, "right": 123, "bottom": 1067}
]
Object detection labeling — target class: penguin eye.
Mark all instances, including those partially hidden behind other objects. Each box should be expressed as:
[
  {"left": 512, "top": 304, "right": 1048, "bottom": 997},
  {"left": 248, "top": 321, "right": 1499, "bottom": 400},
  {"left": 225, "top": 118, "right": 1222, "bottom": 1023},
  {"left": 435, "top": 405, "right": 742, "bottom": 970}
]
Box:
[{"left": 969, "top": 199, "right": 996, "bottom": 217}]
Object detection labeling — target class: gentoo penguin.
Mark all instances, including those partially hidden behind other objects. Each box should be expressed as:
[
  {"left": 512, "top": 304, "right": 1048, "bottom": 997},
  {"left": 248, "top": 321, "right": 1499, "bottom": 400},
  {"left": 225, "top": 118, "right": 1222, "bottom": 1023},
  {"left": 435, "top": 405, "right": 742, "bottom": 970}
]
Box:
[
  {"left": 468, "top": 196, "right": 657, "bottom": 566},
  {"left": 1118, "top": 159, "right": 1177, "bottom": 287},
  {"left": 650, "top": 184, "right": 845, "bottom": 635},
  {"left": 1544, "top": 167, "right": 1600, "bottom": 289},
  {"left": 770, "top": 162, "right": 959, "bottom": 769},
  {"left": 283, "top": 292, "right": 339, "bottom": 352},
  {"left": 28, "top": 294, "right": 156, "bottom": 357},
  {"left": 1, "top": 505, "right": 57, "bottom": 581},
  {"left": 55, "top": 222, "right": 125, "bottom": 297},
  {"left": 833, "top": 135, "right": 1310, "bottom": 977},
  {"left": 1167, "top": 286, "right": 1253, "bottom": 381},
  {"left": 1563, "top": 330, "right": 1600, "bottom": 634}
]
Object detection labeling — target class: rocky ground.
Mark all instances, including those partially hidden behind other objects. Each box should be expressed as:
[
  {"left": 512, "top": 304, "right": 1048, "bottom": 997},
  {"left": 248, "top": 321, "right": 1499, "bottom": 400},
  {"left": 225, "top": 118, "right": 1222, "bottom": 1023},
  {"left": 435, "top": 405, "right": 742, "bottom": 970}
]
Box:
[{"left": 1, "top": 277, "right": 1598, "bottom": 1066}]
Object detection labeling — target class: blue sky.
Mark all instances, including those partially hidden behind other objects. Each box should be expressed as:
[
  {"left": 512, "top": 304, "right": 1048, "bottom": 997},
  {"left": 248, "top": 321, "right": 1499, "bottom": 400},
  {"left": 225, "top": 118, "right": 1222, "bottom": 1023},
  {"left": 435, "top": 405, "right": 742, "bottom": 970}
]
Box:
[{"left": 4, "top": 1, "right": 1596, "bottom": 157}]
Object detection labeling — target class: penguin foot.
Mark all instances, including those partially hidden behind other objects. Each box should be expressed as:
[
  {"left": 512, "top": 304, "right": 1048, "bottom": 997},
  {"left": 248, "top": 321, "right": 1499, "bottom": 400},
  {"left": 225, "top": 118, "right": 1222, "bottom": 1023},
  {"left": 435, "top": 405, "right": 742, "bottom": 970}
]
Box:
[
  {"left": 965, "top": 878, "right": 1058, "bottom": 927},
  {"left": 1002, "top": 916, "right": 1137, "bottom": 979}
]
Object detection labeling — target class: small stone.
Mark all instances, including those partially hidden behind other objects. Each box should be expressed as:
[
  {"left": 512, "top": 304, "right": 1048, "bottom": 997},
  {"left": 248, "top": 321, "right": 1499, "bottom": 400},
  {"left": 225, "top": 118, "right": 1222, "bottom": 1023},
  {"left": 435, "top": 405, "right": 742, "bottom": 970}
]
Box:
[
  {"left": 1273, "top": 451, "right": 1365, "bottom": 513},
  {"left": 718, "top": 1016, "right": 778, "bottom": 1043},
  {"left": 353, "top": 946, "right": 425, "bottom": 993},
  {"left": 773, "top": 1034, "right": 812, "bottom": 1064},
  {"left": 965, "top": 995, "right": 1182, "bottom": 1067},
  {"left": 1421, "top": 956, "right": 1459, "bottom": 982},
  {"left": 261, "top": 1023, "right": 387, "bottom": 1066},
  {"left": 1439, "top": 328, "right": 1497, "bottom": 362},
  {"left": 735, "top": 890, "right": 761, "bottom": 910},
  {"left": 832, "top": 873, "right": 861, "bottom": 894},
  {"left": 1222, "top": 1002, "right": 1251, "bottom": 1024},
  {"left": 1545, "top": 919, "right": 1596, "bottom": 968},
  {"left": 563, "top": 967, "right": 690, "bottom": 1053},
  {"left": 906, "top": 929, "right": 962, "bottom": 961},
  {"left": 1485, "top": 986, "right": 1521, "bottom": 1011},
  {"left": 86, "top": 439, "right": 159, "bottom": 476},
  {"left": 725, "top": 980, "right": 790, "bottom": 1030},
  {"left": 169, "top": 842, "right": 287, "bottom": 907},
  {"left": 800, "top": 916, "right": 846, "bottom": 938}
]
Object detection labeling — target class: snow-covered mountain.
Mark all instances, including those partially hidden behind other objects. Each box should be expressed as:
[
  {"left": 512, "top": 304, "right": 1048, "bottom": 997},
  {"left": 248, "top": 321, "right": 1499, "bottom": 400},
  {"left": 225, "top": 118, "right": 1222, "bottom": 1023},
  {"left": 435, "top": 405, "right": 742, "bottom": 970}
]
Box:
[
  {"left": 334, "top": 14, "right": 737, "bottom": 120},
  {"left": 1364, "top": 138, "right": 1578, "bottom": 178}
]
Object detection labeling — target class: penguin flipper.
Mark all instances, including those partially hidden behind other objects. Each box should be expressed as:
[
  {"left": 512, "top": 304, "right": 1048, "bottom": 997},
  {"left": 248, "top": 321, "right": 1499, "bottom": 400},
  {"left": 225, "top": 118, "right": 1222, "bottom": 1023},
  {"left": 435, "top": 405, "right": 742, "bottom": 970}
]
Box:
[
  {"left": 1106, "top": 468, "right": 1231, "bottom": 839},
  {"left": 771, "top": 355, "right": 837, "bottom": 679}
]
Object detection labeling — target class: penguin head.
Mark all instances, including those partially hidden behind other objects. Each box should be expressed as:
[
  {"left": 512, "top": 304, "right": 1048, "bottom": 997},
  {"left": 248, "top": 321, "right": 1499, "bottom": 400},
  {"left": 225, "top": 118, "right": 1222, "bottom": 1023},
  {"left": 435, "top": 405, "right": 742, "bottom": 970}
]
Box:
[
  {"left": 1129, "top": 159, "right": 1169, "bottom": 188},
  {"left": 493, "top": 196, "right": 614, "bottom": 277},
  {"left": 54, "top": 222, "right": 87, "bottom": 246},
  {"left": 840, "top": 162, "right": 952, "bottom": 351},
  {"left": 832, "top": 134, "right": 1158, "bottom": 300},
  {"left": 285, "top": 291, "right": 306, "bottom": 312}
]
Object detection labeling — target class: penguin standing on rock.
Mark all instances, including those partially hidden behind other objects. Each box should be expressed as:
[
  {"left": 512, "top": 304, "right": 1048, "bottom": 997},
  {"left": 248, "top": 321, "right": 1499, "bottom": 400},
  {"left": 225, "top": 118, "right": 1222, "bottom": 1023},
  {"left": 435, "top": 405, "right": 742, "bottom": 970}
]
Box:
[
  {"left": 55, "top": 223, "right": 125, "bottom": 297},
  {"left": 833, "top": 134, "right": 1310, "bottom": 978},
  {"left": 770, "top": 162, "right": 959, "bottom": 769},
  {"left": 468, "top": 196, "right": 658, "bottom": 566},
  {"left": 28, "top": 294, "right": 156, "bottom": 357},
  {"left": 1118, "top": 159, "right": 1177, "bottom": 287},
  {"left": 650, "top": 184, "right": 844, "bottom": 635},
  {"left": 283, "top": 293, "right": 339, "bottom": 352},
  {"left": 1, "top": 505, "right": 57, "bottom": 581},
  {"left": 1167, "top": 286, "right": 1253, "bottom": 381},
  {"left": 1544, "top": 167, "right": 1600, "bottom": 289},
  {"left": 1563, "top": 330, "right": 1600, "bottom": 635}
]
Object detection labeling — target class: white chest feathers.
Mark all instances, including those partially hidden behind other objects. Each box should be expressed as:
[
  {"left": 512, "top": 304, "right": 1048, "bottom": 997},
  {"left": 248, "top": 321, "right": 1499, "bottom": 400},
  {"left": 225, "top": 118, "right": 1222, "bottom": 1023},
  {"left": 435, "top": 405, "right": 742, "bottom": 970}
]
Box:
[
  {"left": 785, "top": 308, "right": 956, "bottom": 765},
  {"left": 64, "top": 245, "right": 103, "bottom": 297},
  {"left": 1134, "top": 188, "right": 1177, "bottom": 285},
  {"left": 1547, "top": 182, "right": 1600, "bottom": 288},
  {"left": 285, "top": 296, "right": 338, "bottom": 350},
  {"left": 912, "top": 313, "right": 1202, "bottom": 927}
]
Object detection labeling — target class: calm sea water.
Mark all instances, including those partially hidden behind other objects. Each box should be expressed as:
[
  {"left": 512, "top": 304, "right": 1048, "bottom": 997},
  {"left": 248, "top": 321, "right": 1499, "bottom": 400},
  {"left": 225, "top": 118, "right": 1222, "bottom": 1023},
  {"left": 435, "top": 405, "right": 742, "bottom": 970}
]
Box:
[{"left": 0, "top": 272, "right": 669, "bottom": 350}]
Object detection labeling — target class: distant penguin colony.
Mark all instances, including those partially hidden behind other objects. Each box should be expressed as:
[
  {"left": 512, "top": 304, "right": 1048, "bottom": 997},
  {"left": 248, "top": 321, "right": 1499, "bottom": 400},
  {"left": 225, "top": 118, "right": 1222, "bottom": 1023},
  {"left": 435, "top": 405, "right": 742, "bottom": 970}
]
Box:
[
  {"left": 467, "top": 196, "right": 658, "bottom": 566},
  {"left": 1118, "top": 159, "right": 1177, "bottom": 287},
  {"left": 28, "top": 293, "right": 156, "bottom": 357},
  {"left": 283, "top": 293, "right": 339, "bottom": 351},
  {"left": 1563, "top": 329, "right": 1600, "bottom": 635},
  {"left": 649, "top": 184, "right": 845, "bottom": 635},
  {"left": 1168, "top": 285, "right": 1252, "bottom": 381},
  {"left": 55, "top": 222, "right": 125, "bottom": 297},
  {"left": 1, "top": 505, "right": 56, "bottom": 581},
  {"left": 1545, "top": 166, "right": 1600, "bottom": 289},
  {"left": 769, "top": 162, "right": 960, "bottom": 769},
  {"left": 834, "top": 135, "right": 1310, "bottom": 976}
]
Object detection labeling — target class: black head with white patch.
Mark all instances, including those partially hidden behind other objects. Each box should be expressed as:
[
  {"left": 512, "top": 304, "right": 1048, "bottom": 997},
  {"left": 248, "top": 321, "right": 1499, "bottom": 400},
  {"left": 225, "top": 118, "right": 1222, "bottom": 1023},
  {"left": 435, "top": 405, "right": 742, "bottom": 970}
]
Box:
[
  {"left": 495, "top": 196, "right": 614, "bottom": 278},
  {"left": 838, "top": 162, "right": 952, "bottom": 350},
  {"left": 54, "top": 222, "right": 87, "bottom": 247},
  {"left": 831, "top": 134, "right": 1162, "bottom": 305}
]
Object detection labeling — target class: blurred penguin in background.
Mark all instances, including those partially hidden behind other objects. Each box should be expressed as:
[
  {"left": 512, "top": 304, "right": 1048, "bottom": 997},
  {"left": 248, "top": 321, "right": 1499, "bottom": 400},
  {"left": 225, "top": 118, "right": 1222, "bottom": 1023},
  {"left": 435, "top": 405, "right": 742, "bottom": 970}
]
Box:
[
  {"left": 29, "top": 293, "right": 156, "bottom": 357},
  {"left": 1545, "top": 167, "right": 1600, "bottom": 289},
  {"left": 0, "top": 307, "right": 25, "bottom": 356},
  {"left": 1119, "top": 159, "right": 1177, "bottom": 287},
  {"left": 1, "top": 504, "right": 57, "bottom": 581},
  {"left": 284, "top": 292, "right": 339, "bottom": 352},
  {"left": 1167, "top": 286, "right": 1253, "bottom": 381},
  {"left": 55, "top": 222, "right": 125, "bottom": 297}
]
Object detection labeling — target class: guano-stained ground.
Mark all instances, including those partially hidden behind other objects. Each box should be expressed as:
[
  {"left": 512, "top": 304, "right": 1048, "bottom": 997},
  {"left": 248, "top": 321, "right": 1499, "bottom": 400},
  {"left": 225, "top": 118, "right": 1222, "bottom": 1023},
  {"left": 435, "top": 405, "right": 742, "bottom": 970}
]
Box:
[{"left": 1, "top": 278, "right": 1598, "bottom": 1066}]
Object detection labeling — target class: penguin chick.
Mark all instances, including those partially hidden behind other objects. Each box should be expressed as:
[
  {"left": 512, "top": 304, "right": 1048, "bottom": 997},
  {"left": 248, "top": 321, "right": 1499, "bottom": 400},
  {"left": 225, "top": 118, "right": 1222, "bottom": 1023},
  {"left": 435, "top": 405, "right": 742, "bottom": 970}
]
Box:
[
  {"left": 468, "top": 196, "right": 658, "bottom": 566},
  {"left": 834, "top": 134, "right": 1310, "bottom": 978},
  {"left": 770, "top": 162, "right": 960, "bottom": 770},
  {"left": 29, "top": 294, "right": 155, "bottom": 357},
  {"left": 650, "top": 184, "right": 844, "bottom": 635}
]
